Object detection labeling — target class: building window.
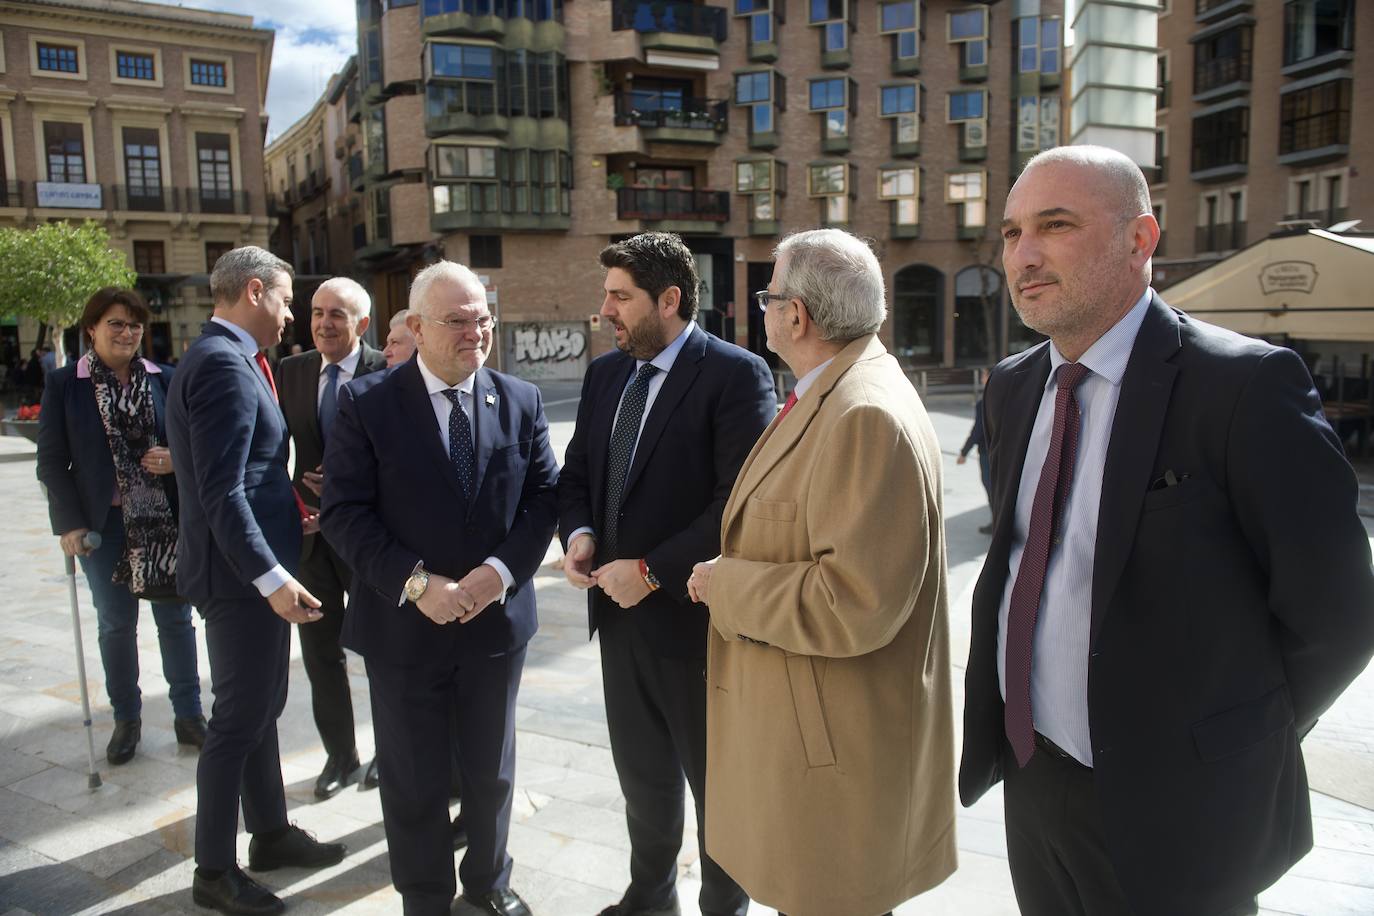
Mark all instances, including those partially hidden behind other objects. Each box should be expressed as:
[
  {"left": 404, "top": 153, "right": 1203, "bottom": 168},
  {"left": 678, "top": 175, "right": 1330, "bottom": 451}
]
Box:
[
  {"left": 436, "top": 145, "right": 498, "bottom": 179},
  {"left": 196, "top": 132, "right": 234, "bottom": 210},
  {"left": 1194, "top": 26, "right": 1252, "bottom": 94},
  {"left": 1279, "top": 79, "right": 1351, "bottom": 155},
  {"left": 428, "top": 43, "right": 498, "bottom": 115},
  {"left": 1158, "top": 53, "right": 1171, "bottom": 109},
  {"left": 369, "top": 187, "right": 391, "bottom": 242},
  {"left": 37, "top": 42, "right": 79, "bottom": 73},
  {"left": 878, "top": 165, "right": 919, "bottom": 227},
  {"left": 133, "top": 241, "right": 165, "bottom": 275},
  {"left": 189, "top": 59, "right": 227, "bottom": 88},
  {"left": 432, "top": 148, "right": 571, "bottom": 217},
  {"left": 947, "top": 7, "right": 988, "bottom": 69},
  {"left": 116, "top": 51, "right": 155, "bottom": 81},
  {"left": 205, "top": 242, "right": 234, "bottom": 271},
  {"left": 880, "top": 82, "right": 920, "bottom": 146},
  {"left": 893, "top": 265, "right": 942, "bottom": 365},
  {"left": 122, "top": 127, "right": 162, "bottom": 206},
  {"left": 1191, "top": 107, "right": 1248, "bottom": 172},
  {"left": 946, "top": 170, "right": 987, "bottom": 228},
  {"left": 735, "top": 70, "right": 784, "bottom": 138},
  {"left": 808, "top": 77, "right": 851, "bottom": 140},
  {"left": 954, "top": 266, "right": 1002, "bottom": 365},
  {"left": 809, "top": 0, "right": 849, "bottom": 53},
  {"left": 1017, "top": 17, "right": 1062, "bottom": 74},
  {"left": 1283, "top": 0, "right": 1354, "bottom": 66},
  {"left": 736, "top": 157, "right": 784, "bottom": 225},
  {"left": 807, "top": 162, "right": 847, "bottom": 196},
  {"left": 878, "top": 1, "right": 919, "bottom": 63},
  {"left": 735, "top": 0, "right": 779, "bottom": 47},
  {"left": 43, "top": 122, "right": 86, "bottom": 183},
  {"left": 1017, "top": 96, "right": 1061, "bottom": 152},
  {"left": 947, "top": 89, "right": 986, "bottom": 122},
  {"left": 470, "top": 235, "right": 502, "bottom": 269}
]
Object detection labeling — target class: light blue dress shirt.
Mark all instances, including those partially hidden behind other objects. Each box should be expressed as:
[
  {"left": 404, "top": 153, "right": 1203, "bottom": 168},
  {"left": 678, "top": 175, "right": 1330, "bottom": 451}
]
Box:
[{"left": 996, "top": 289, "right": 1152, "bottom": 767}]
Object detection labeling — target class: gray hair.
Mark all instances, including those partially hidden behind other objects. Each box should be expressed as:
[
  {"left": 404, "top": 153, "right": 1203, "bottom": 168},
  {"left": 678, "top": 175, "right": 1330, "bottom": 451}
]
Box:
[
  {"left": 773, "top": 229, "right": 886, "bottom": 341},
  {"left": 314, "top": 276, "right": 372, "bottom": 322},
  {"left": 1021, "top": 145, "right": 1151, "bottom": 223},
  {"left": 408, "top": 261, "right": 485, "bottom": 316},
  {"left": 389, "top": 309, "right": 410, "bottom": 328},
  {"left": 209, "top": 246, "right": 293, "bottom": 305}
]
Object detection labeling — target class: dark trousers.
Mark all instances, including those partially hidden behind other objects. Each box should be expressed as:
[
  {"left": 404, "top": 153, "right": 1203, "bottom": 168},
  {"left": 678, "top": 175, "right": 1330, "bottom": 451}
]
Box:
[
  {"left": 78, "top": 511, "right": 201, "bottom": 722},
  {"left": 365, "top": 646, "right": 525, "bottom": 916},
  {"left": 1004, "top": 738, "right": 1259, "bottom": 916},
  {"left": 295, "top": 538, "right": 356, "bottom": 759},
  {"left": 194, "top": 596, "right": 291, "bottom": 869},
  {"left": 598, "top": 610, "right": 748, "bottom": 916}
]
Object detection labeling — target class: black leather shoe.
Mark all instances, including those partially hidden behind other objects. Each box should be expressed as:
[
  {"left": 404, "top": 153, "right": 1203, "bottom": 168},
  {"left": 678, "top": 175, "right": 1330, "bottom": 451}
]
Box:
[
  {"left": 246, "top": 825, "right": 346, "bottom": 872},
  {"left": 192, "top": 866, "right": 284, "bottom": 915},
  {"left": 106, "top": 719, "right": 141, "bottom": 765},
  {"left": 361, "top": 756, "right": 379, "bottom": 790},
  {"left": 461, "top": 887, "right": 531, "bottom": 916},
  {"left": 451, "top": 813, "right": 468, "bottom": 851},
  {"left": 596, "top": 897, "right": 682, "bottom": 916},
  {"left": 175, "top": 715, "right": 208, "bottom": 749},
  {"left": 313, "top": 752, "right": 361, "bottom": 800}
]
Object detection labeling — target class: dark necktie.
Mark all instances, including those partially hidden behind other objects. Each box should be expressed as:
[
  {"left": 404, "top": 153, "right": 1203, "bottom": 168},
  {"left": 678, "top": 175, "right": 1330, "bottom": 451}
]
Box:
[
  {"left": 1004, "top": 361, "right": 1092, "bottom": 767},
  {"left": 601, "top": 362, "right": 658, "bottom": 558},
  {"left": 319, "top": 363, "right": 340, "bottom": 442},
  {"left": 775, "top": 390, "right": 798, "bottom": 423},
  {"left": 253, "top": 351, "right": 279, "bottom": 402},
  {"left": 440, "top": 389, "right": 476, "bottom": 503}
]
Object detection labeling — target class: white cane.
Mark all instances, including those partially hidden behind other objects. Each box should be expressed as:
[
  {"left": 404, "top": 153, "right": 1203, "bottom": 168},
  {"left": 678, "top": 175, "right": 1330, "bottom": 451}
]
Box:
[{"left": 65, "top": 530, "right": 103, "bottom": 790}]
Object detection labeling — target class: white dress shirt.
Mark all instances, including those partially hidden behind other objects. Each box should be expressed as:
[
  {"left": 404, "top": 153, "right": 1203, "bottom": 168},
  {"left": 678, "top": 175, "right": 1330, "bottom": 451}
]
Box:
[
  {"left": 208, "top": 316, "right": 290, "bottom": 598},
  {"left": 317, "top": 343, "right": 362, "bottom": 408},
  {"left": 791, "top": 355, "right": 836, "bottom": 403},
  {"left": 568, "top": 321, "right": 695, "bottom": 548},
  {"left": 412, "top": 354, "right": 514, "bottom": 599},
  {"left": 995, "top": 289, "right": 1152, "bottom": 767}
]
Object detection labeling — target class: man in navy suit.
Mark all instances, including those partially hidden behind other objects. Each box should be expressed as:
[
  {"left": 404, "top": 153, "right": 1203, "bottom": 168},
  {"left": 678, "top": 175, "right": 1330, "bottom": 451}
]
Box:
[
  {"left": 558, "top": 232, "right": 775, "bottom": 916},
  {"left": 321, "top": 260, "right": 558, "bottom": 916},
  {"left": 959, "top": 146, "right": 1374, "bottom": 916},
  {"left": 167, "top": 246, "right": 345, "bottom": 915},
  {"left": 278, "top": 277, "right": 388, "bottom": 799}
]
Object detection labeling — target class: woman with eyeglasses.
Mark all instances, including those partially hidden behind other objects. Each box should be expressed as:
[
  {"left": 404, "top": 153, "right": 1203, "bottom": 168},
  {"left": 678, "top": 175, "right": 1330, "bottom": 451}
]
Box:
[{"left": 36, "top": 287, "right": 204, "bottom": 766}]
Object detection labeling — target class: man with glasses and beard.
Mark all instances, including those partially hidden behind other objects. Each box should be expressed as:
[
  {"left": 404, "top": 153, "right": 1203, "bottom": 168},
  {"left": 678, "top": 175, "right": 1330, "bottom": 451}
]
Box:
[{"left": 558, "top": 232, "right": 775, "bottom": 916}]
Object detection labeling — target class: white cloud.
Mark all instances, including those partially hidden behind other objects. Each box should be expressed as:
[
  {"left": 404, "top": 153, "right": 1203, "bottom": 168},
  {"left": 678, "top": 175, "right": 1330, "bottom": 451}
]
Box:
[{"left": 176, "top": 0, "right": 358, "bottom": 141}]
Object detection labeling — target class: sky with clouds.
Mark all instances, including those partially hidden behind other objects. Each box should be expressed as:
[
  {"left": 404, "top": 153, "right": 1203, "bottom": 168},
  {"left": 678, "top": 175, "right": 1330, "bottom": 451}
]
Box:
[{"left": 178, "top": 0, "right": 358, "bottom": 142}]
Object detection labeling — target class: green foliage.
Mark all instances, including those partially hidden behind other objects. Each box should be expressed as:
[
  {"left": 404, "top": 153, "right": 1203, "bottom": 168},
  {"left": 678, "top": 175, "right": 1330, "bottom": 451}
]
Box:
[{"left": 0, "top": 221, "right": 137, "bottom": 328}]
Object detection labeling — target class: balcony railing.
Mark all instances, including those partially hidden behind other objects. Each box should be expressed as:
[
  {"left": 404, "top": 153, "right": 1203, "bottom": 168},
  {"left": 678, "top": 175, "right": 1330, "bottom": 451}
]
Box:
[
  {"left": 611, "top": 0, "right": 727, "bottom": 40},
  {"left": 1196, "top": 221, "right": 1246, "bottom": 253},
  {"left": 352, "top": 223, "right": 368, "bottom": 250},
  {"left": 348, "top": 154, "right": 365, "bottom": 187},
  {"left": 613, "top": 92, "right": 728, "bottom": 132},
  {"left": 186, "top": 188, "right": 253, "bottom": 215},
  {"left": 0, "top": 180, "right": 23, "bottom": 208},
  {"left": 112, "top": 185, "right": 177, "bottom": 212},
  {"left": 1285, "top": 207, "right": 1349, "bottom": 227},
  {"left": 1195, "top": 50, "right": 1251, "bottom": 94},
  {"left": 616, "top": 187, "right": 729, "bottom": 222}
]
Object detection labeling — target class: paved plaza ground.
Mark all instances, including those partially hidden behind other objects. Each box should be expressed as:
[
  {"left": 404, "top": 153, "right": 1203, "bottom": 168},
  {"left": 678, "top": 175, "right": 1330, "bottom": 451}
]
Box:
[{"left": 0, "top": 389, "right": 1371, "bottom": 915}]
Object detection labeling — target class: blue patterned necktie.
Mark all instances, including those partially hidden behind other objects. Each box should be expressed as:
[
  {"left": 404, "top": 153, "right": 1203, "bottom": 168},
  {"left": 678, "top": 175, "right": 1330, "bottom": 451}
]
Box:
[
  {"left": 440, "top": 388, "right": 476, "bottom": 502},
  {"left": 318, "top": 363, "right": 340, "bottom": 442},
  {"left": 601, "top": 363, "right": 658, "bottom": 558}
]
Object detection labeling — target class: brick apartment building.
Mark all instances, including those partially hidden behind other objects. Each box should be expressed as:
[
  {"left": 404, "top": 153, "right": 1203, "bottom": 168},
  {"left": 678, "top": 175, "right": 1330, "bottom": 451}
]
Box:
[
  {"left": 1151, "top": 0, "right": 1369, "bottom": 289},
  {"left": 268, "top": 0, "right": 1069, "bottom": 379},
  {"left": 0, "top": 0, "right": 274, "bottom": 361}
]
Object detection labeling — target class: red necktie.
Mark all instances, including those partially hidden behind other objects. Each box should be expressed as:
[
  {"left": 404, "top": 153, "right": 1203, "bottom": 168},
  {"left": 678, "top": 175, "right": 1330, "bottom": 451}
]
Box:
[
  {"left": 253, "top": 351, "right": 279, "bottom": 402},
  {"left": 775, "top": 391, "right": 798, "bottom": 423},
  {"left": 253, "top": 350, "right": 310, "bottom": 519},
  {"left": 1003, "top": 361, "right": 1091, "bottom": 767}
]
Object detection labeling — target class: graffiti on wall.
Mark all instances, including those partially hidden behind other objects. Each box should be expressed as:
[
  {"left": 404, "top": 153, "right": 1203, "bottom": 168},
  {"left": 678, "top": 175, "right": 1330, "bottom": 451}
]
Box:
[{"left": 505, "top": 322, "right": 590, "bottom": 380}]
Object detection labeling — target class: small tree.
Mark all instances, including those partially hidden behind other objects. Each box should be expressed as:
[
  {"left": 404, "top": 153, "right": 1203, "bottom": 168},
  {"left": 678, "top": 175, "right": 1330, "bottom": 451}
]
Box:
[{"left": 0, "top": 220, "right": 137, "bottom": 364}]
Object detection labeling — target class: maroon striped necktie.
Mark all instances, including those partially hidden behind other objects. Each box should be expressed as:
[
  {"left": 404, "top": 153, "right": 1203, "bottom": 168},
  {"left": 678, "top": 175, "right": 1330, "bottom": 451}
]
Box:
[
  {"left": 1004, "top": 361, "right": 1092, "bottom": 767},
  {"left": 775, "top": 390, "right": 798, "bottom": 423}
]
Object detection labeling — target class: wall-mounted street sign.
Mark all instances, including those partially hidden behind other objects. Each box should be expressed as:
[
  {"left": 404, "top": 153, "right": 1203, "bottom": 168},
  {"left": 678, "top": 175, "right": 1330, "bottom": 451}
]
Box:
[
  {"left": 1259, "top": 261, "right": 1318, "bottom": 295},
  {"left": 35, "top": 182, "right": 103, "bottom": 209}
]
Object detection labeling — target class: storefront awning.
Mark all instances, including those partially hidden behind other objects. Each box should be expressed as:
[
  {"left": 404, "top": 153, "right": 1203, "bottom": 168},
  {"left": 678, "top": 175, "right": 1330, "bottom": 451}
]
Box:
[{"left": 1164, "top": 229, "right": 1374, "bottom": 343}]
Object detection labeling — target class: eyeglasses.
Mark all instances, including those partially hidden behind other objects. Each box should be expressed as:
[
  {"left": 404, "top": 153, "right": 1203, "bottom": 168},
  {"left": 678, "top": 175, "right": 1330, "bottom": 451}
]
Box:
[
  {"left": 105, "top": 319, "right": 145, "bottom": 335},
  {"left": 420, "top": 314, "right": 496, "bottom": 334},
  {"left": 754, "top": 290, "right": 792, "bottom": 313}
]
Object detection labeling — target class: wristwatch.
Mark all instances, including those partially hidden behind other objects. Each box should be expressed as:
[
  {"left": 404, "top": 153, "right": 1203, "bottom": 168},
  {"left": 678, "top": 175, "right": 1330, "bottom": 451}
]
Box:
[
  {"left": 639, "top": 558, "right": 661, "bottom": 592},
  {"left": 404, "top": 566, "right": 431, "bottom": 603}
]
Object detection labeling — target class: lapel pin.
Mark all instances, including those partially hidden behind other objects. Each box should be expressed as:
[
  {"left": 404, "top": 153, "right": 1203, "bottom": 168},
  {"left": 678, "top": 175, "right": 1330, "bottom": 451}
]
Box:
[{"left": 485, "top": 393, "right": 496, "bottom": 406}]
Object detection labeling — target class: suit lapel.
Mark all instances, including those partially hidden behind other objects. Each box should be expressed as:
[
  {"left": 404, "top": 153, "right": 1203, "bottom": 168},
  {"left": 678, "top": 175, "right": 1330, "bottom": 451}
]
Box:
[
  {"left": 297, "top": 351, "right": 325, "bottom": 459},
  {"left": 989, "top": 347, "right": 1052, "bottom": 547},
  {"left": 471, "top": 368, "right": 500, "bottom": 501},
  {"left": 622, "top": 329, "right": 707, "bottom": 498},
  {"left": 395, "top": 361, "right": 469, "bottom": 504},
  {"left": 355, "top": 343, "right": 386, "bottom": 379},
  {"left": 1089, "top": 296, "right": 1181, "bottom": 647}
]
